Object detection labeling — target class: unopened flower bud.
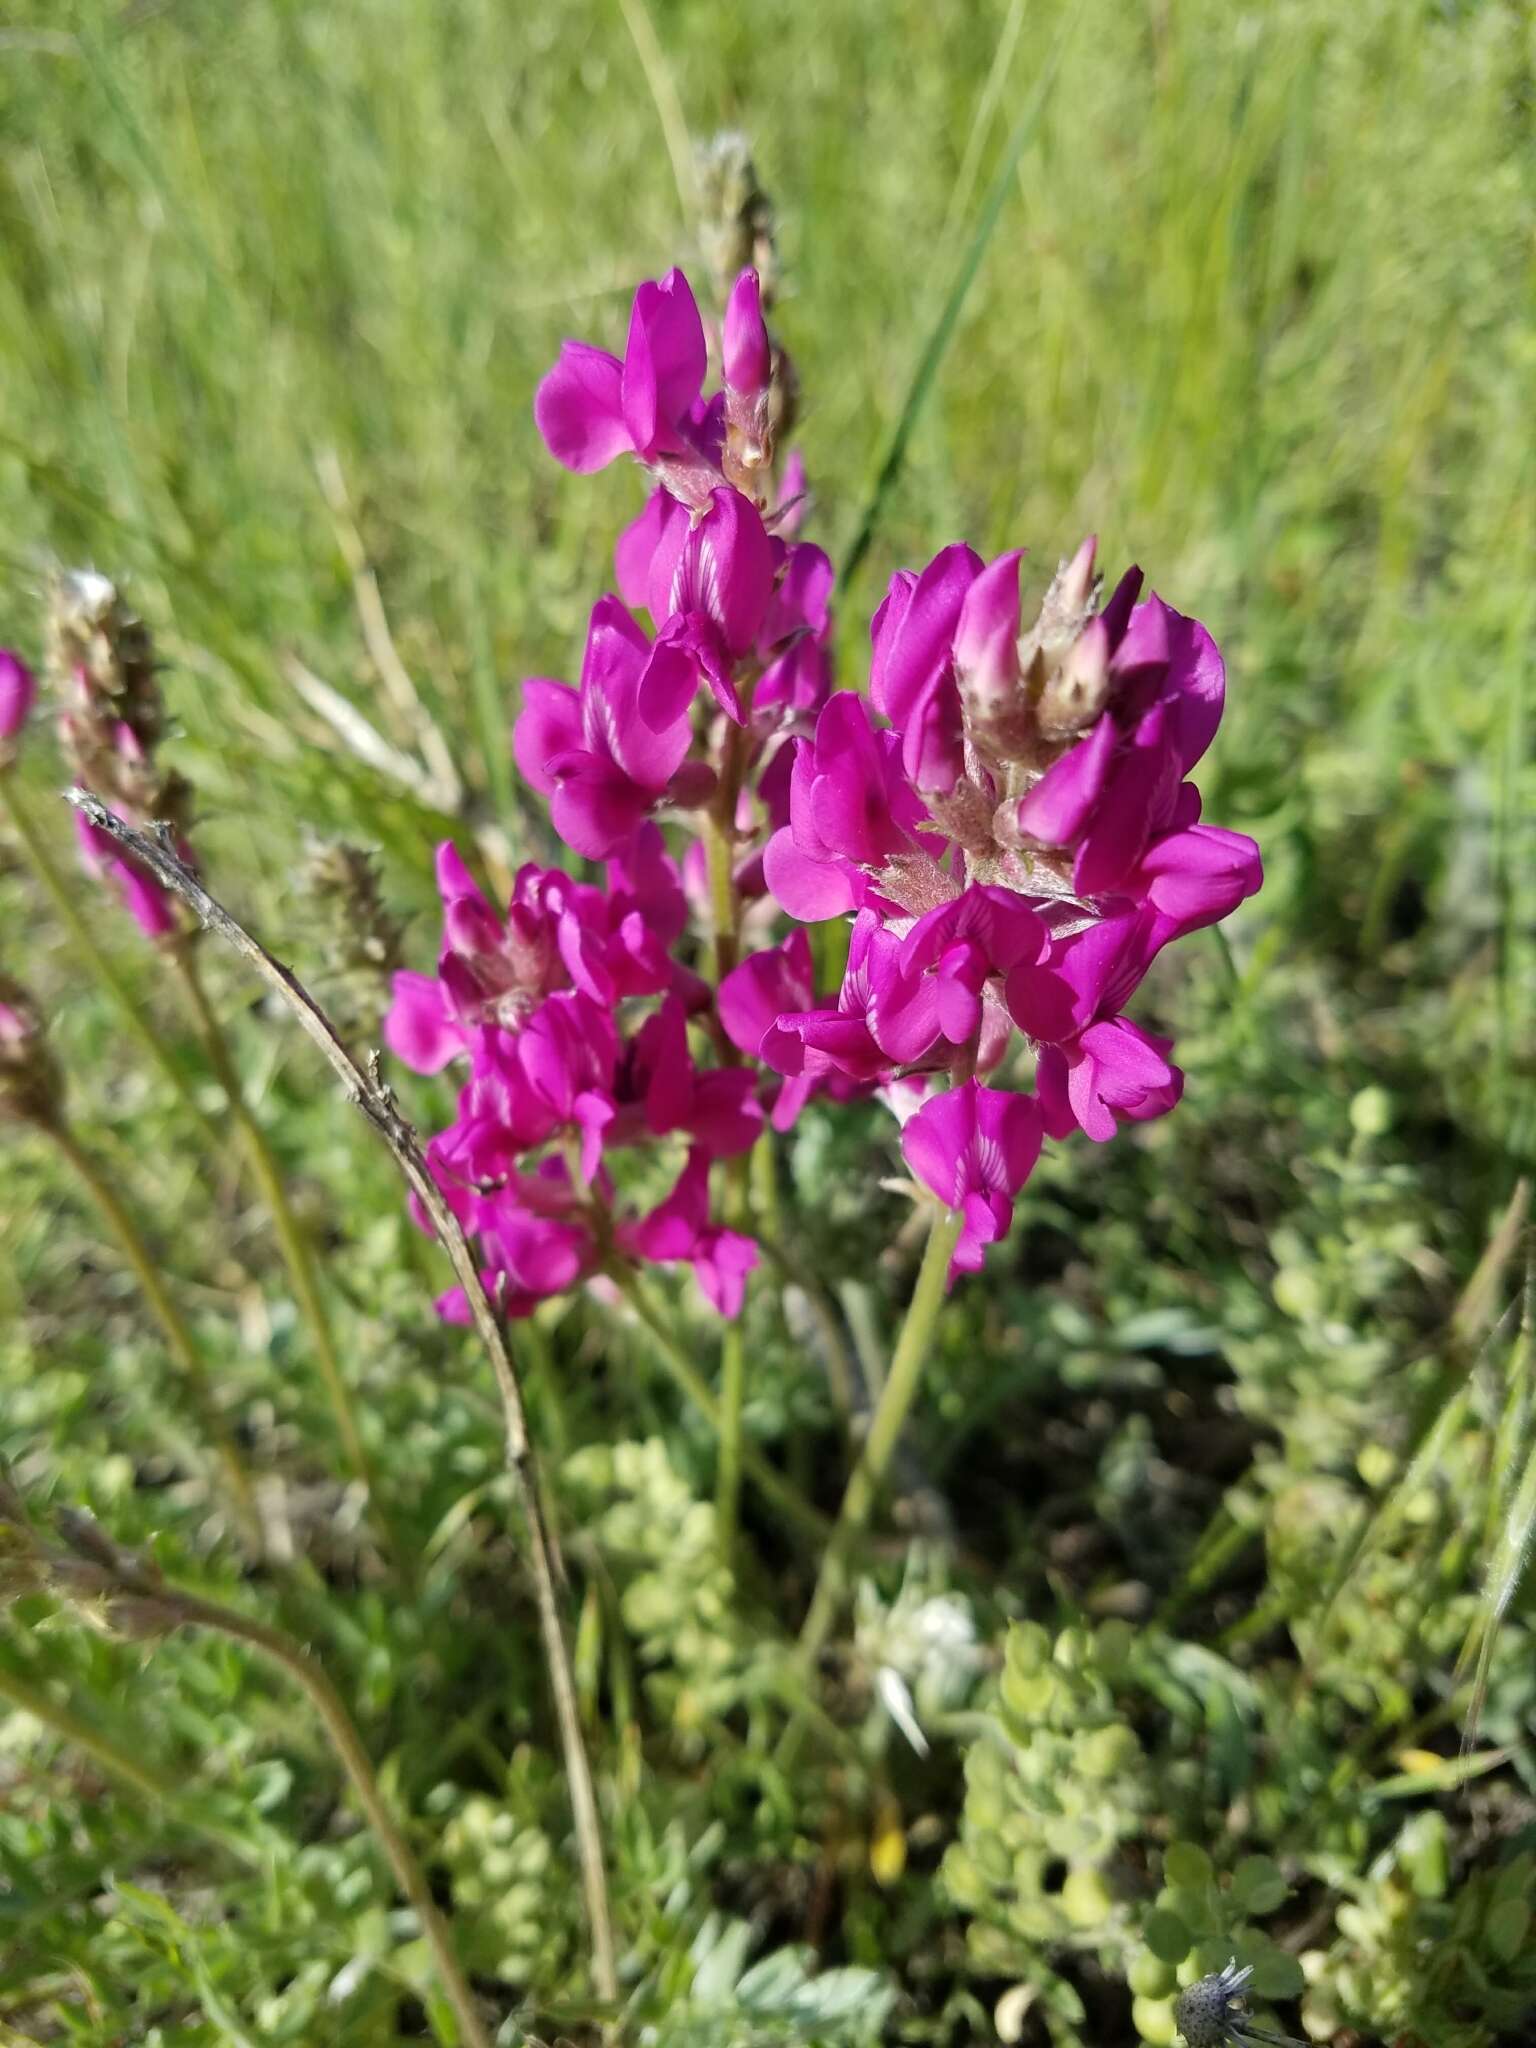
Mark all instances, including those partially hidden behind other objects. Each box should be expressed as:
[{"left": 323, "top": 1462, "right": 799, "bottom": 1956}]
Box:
[
  {"left": 722, "top": 268, "right": 777, "bottom": 494},
  {"left": 47, "top": 572, "right": 193, "bottom": 937},
  {"left": 955, "top": 550, "right": 1036, "bottom": 761},
  {"left": 0, "top": 976, "right": 65, "bottom": 1128},
  {"left": 0, "top": 649, "right": 36, "bottom": 758},
  {"left": 47, "top": 570, "right": 161, "bottom": 748},
  {"left": 1056, "top": 534, "right": 1098, "bottom": 614},
  {"left": 1037, "top": 614, "right": 1111, "bottom": 740},
  {"left": 723, "top": 269, "right": 771, "bottom": 398}
]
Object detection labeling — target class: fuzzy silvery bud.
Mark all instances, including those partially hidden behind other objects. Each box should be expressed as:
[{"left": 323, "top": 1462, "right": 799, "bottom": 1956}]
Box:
[{"left": 1037, "top": 614, "right": 1112, "bottom": 740}]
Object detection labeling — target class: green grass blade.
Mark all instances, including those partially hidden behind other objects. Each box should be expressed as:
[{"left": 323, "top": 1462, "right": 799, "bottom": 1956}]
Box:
[{"left": 838, "top": 6, "right": 1075, "bottom": 591}]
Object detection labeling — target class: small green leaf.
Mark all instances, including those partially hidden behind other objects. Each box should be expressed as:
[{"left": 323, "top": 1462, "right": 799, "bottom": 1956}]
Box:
[
  {"left": 1129, "top": 1950, "right": 1177, "bottom": 1998},
  {"left": 1485, "top": 1897, "right": 1531, "bottom": 1964},
  {"left": 1231, "top": 1855, "right": 1288, "bottom": 1915},
  {"left": 1144, "top": 1909, "right": 1191, "bottom": 1965},
  {"left": 1061, "top": 1867, "right": 1113, "bottom": 1928},
  {"left": 1164, "top": 1842, "right": 1213, "bottom": 1891},
  {"left": 1132, "top": 1993, "right": 1179, "bottom": 2046},
  {"left": 1246, "top": 1946, "right": 1306, "bottom": 2000}
]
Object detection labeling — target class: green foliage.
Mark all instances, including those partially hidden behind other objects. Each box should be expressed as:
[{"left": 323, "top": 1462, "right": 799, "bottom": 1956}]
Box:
[
  {"left": 1303, "top": 1823, "right": 1536, "bottom": 2048},
  {"left": 1, "top": 0, "right": 1534, "bottom": 2043}
]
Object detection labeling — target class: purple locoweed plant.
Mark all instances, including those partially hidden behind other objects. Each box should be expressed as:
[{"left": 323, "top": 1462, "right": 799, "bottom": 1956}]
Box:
[{"left": 386, "top": 258, "right": 1260, "bottom": 1353}]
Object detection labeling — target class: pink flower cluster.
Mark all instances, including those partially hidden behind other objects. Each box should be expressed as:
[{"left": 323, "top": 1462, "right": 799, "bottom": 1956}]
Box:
[{"left": 388, "top": 261, "right": 1260, "bottom": 1316}]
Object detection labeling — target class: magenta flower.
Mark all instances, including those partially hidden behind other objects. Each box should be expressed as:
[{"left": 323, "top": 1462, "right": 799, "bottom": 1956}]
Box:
[
  {"left": 429, "top": 256, "right": 1265, "bottom": 1310},
  {"left": 435, "top": 1165, "right": 597, "bottom": 1325},
  {"left": 619, "top": 1148, "right": 760, "bottom": 1318},
  {"left": 614, "top": 992, "right": 764, "bottom": 1157},
  {"left": 514, "top": 596, "right": 710, "bottom": 859},
  {"left": 0, "top": 649, "right": 35, "bottom": 752},
  {"left": 763, "top": 693, "right": 938, "bottom": 921},
  {"left": 765, "top": 910, "right": 904, "bottom": 1086},
  {"left": 534, "top": 267, "right": 709, "bottom": 476},
  {"left": 870, "top": 543, "right": 983, "bottom": 793},
  {"left": 872, "top": 885, "right": 1049, "bottom": 1069},
  {"left": 1010, "top": 591, "right": 1245, "bottom": 898},
  {"left": 640, "top": 486, "right": 777, "bottom": 728},
  {"left": 900, "top": 1080, "right": 1043, "bottom": 1275},
  {"left": 719, "top": 928, "right": 838, "bottom": 1129},
  {"left": 383, "top": 831, "right": 686, "bottom": 1075},
  {"left": 74, "top": 812, "right": 184, "bottom": 939},
  {"left": 1037, "top": 1019, "right": 1183, "bottom": 1143}
]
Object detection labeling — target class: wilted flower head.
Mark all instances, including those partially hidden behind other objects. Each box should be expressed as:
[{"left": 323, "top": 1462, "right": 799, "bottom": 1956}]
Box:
[{"left": 856, "top": 1572, "right": 984, "bottom": 1757}]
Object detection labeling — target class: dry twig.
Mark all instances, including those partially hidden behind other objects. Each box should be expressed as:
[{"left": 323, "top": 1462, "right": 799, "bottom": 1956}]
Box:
[{"left": 64, "top": 787, "right": 619, "bottom": 2006}]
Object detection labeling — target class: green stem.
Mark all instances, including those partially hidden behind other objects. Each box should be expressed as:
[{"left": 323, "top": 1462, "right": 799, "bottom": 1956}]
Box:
[
  {"left": 715, "top": 1154, "right": 752, "bottom": 1558},
  {"left": 167, "top": 1591, "right": 493, "bottom": 2048},
  {"left": 48, "top": 1120, "right": 264, "bottom": 1555},
  {"left": 798, "top": 1205, "right": 964, "bottom": 1659},
  {"left": 757, "top": 1231, "right": 858, "bottom": 1427},
  {"left": 169, "top": 944, "right": 376, "bottom": 1509},
  {"left": 716, "top": 1321, "right": 745, "bottom": 1557},
  {"left": 0, "top": 773, "right": 220, "bottom": 1150},
  {"left": 606, "top": 1268, "right": 831, "bottom": 1546},
  {"left": 703, "top": 812, "right": 739, "bottom": 984}
]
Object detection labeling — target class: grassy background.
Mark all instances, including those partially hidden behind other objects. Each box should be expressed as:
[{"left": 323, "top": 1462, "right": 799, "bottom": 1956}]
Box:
[{"left": 1, "top": 1, "right": 1533, "bottom": 2043}]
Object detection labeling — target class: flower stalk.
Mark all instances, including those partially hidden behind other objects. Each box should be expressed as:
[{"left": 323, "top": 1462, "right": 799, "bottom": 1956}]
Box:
[
  {"left": 797, "top": 1203, "right": 964, "bottom": 1660},
  {"left": 604, "top": 1263, "right": 830, "bottom": 1547}
]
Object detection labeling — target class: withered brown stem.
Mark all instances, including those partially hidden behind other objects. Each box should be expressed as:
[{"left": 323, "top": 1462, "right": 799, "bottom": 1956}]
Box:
[{"left": 64, "top": 787, "right": 619, "bottom": 2006}]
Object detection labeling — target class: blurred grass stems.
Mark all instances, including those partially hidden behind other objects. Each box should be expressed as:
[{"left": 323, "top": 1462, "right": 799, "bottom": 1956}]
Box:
[
  {"left": 62, "top": 1554, "right": 492, "bottom": 2048},
  {"left": 0, "top": 1656, "right": 181, "bottom": 1809},
  {"left": 64, "top": 791, "right": 619, "bottom": 2007},
  {"left": 837, "top": 13, "right": 1072, "bottom": 590},
  {"left": 170, "top": 1598, "right": 494, "bottom": 2048},
  {"left": 45, "top": 1117, "right": 264, "bottom": 1555},
  {"left": 0, "top": 772, "right": 221, "bottom": 1150},
  {"left": 165, "top": 934, "right": 379, "bottom": 1520},
  {"left": 0, "top": 1651, "right": 276, "bottom": 1869},
  {"left": 798, "top": 1203, "right": 964, "bottom": 1660}
]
